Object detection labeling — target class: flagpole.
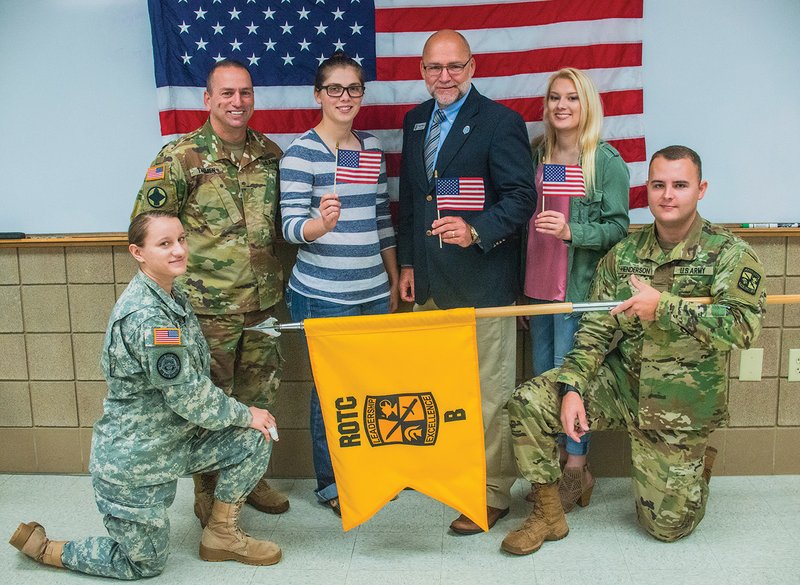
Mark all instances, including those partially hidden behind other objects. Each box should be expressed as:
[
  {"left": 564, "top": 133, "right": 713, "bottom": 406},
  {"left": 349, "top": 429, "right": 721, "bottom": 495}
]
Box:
[
  {"left": 245, "top": 294, "right": 799, "bottom": 335},
  {"left": 474, "top": 293, "right": 796, "bottom": 319},
  {"left": 434, "top": 170, "right": 442, "bottom": 249},
  {"left": 333, "top": 142, "right": 339, "bottom": 196}
]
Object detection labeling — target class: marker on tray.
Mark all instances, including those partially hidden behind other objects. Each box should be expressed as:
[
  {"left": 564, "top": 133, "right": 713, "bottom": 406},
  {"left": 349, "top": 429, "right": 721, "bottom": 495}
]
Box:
[{"left": 741, "top": 223, "right": 800, "bottom": 228}]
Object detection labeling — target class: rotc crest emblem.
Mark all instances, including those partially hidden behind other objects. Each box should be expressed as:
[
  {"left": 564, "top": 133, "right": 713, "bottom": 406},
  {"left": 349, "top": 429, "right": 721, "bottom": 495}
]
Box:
[
  {"left": 364, "top": 393, "right": 439, "bottom": 447},
  {"left": 737, "top": 267, "right": 761, "bottom": 295}
]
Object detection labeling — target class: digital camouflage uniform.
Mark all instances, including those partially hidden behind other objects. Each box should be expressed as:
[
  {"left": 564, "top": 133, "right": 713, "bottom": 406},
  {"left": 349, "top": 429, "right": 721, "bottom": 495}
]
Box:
[
  {"left": 62, "top": 271, "right": 270, "bottom": 579},
  {"left": 510, "top": 215, "right": 766, "bottom": 541},
  {"left": 131, "top": 120, "right": 284, "bottom": 409}
]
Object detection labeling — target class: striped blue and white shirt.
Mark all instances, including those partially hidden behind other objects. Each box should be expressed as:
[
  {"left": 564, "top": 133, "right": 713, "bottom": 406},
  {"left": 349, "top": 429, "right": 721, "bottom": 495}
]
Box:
[{"left": 280, "top": 129, "right": 396, "bottom": 304}]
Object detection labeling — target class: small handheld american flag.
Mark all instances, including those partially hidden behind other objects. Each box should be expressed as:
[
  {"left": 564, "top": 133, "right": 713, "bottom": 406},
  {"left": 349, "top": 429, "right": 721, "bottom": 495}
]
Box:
[
  {"left": 436, "top": 177, "right": 486, "bottom": 211},
  {"left": 542, "top": 164, "right": 586, "bottom": 198},
  {"left": 335, "top": 149, "right": 382, "bottom": 185}
]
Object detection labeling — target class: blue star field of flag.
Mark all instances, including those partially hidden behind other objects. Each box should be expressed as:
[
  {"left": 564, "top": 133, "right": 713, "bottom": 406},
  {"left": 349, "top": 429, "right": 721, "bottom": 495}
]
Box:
[
  {"left": 337, "top": 149, "right": 361, "bottom": 168},
  {"left": 542, "top": 164, "right": 567, "bottom": 182},
  {"left": 148, "top": 0, "right": 377, "bottom": 87},
  {"left": 436, "top": 178, "right": 462, "bottom": 196}
]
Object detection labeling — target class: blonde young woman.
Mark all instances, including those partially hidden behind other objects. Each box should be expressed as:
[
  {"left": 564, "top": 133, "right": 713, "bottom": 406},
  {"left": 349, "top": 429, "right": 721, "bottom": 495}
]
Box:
[{"left": 523, "top": 68, "right": 630, "bottom": 510}]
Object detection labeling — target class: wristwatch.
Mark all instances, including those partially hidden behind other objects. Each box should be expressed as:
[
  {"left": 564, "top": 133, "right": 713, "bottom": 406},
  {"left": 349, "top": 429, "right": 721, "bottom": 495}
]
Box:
[{"left": 468, "top": 224, "right": 481, "bottom": 245}]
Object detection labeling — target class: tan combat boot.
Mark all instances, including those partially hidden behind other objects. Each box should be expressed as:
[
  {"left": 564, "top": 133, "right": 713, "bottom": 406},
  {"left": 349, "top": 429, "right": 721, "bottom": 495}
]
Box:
[
  {"left": 246, "top": 477, "right": 289, "bottom": 514},
  {"left": 501, "top": 481, "right": 569, "bottom": 555},
  {"left": 193, "top": 472, "right": 218, "bottom": 527},
  {"left": 702, "top": 446, "right": 718, "bottom": 485},
  {"left": 9, "top": 522, "right": 67, "bottom": 568},
  {"left": 199, "top": 500, "right": 282, "bottom": 566}
]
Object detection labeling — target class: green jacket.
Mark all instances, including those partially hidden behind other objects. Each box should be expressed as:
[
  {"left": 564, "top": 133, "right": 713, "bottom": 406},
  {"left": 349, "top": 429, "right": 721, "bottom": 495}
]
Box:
[
  {"left": 557, "top": 215, "right": 767, "bottom": 430},
  {"left": 132, "top": 120, "right": 283, "bottom": 315},
  {"left": 90, "top": 271, "right": 252, "bottom": 486},
  {"left": 528, "top": 141, "right": 630, "bottom": 302}
]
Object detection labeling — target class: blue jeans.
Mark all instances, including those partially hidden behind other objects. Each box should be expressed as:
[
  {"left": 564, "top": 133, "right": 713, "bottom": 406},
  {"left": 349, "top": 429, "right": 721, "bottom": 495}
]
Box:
[
  {"left": 286, "top": 288, "right": 390, "bottom": 503},
  {"left": 529, "top": 299, "right": 589, "bottom": 456}
]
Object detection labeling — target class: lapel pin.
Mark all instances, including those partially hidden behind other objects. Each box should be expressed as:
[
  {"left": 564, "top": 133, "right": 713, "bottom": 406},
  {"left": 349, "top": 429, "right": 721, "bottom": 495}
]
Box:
[
  {"left": 463, "top": 125, "right": 470, "bottom": 134},
  {"left": 413, "top": 122, "right": 426, "bottom": 131}
]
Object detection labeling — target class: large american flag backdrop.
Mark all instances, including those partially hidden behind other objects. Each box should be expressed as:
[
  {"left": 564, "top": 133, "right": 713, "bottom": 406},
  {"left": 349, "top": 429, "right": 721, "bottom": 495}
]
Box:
[{"left": 148, "top": 0, "right": 647, "bottom": 208}]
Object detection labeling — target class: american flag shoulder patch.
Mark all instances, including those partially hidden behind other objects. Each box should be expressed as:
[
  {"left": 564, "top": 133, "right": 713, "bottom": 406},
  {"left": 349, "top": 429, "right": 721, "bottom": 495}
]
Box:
[
  {"left": 146, "top": 164, "right": 166, "bottom": 181},
  {"left": 153, "top": 327, "right": 181, "bottom": 345}
]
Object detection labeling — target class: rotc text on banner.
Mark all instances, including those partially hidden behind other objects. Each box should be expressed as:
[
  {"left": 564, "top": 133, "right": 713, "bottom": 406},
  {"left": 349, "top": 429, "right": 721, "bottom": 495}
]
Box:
[
  {"left": 147, "top": 0, "right": 648, "bottom": 208},
  {"left": 304, "top": 308, "right": 487, "bottom": 531}
]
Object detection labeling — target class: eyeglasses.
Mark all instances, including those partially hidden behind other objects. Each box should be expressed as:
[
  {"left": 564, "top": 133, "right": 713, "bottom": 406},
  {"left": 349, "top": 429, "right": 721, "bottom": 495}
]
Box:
[
  {"left": 422, "top": 58, "right": 472, "bottom": 77},
  {"left": 318, "top": 84, "right": 366, "bottom": 98}
]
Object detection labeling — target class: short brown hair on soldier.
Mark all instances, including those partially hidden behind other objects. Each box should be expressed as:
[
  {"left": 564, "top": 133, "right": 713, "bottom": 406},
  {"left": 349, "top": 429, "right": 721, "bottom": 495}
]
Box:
[{"left": 128, "top": 211, "right": 179, "bottom": 247}]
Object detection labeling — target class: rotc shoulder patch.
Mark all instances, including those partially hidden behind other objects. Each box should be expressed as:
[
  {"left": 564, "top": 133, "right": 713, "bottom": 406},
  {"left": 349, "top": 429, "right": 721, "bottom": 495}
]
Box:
[
  {"left": 737, "top": 267, "right": 761, "bottom": 295},
  {"left": 153, "top": 327, "right": 181, "bottom": 345},
  {"left": 145, "top": 164, "right": 166, "bottom": 181},
  {"left": 156, "top": 352, "right": 182, "bottom": 380}
]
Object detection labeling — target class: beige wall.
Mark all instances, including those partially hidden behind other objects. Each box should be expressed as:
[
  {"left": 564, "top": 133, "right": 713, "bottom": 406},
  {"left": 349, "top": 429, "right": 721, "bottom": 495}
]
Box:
[{"left": 1, "top": 236, "right": 799, "bottom": 477}]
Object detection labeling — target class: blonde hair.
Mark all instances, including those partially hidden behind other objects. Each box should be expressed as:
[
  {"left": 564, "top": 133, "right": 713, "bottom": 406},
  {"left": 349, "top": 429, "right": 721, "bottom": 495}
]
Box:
[{"left": 535, "top": 68, "right": 603, "bottom": 193}]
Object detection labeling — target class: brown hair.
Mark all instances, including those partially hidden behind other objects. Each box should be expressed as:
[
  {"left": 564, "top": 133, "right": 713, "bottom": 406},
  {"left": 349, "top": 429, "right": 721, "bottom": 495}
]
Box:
[
  {"left": 128, "top": 211, "right": 179, "bottom": 247},
  {"left": 314, "top": 50, "right": 364, "bottom": 89},
  {"left": 650, "top": 145, "right": 703, "bottom": 181},
  {"left": 206, "top": 59, "right": 251, "bottom": 94}
]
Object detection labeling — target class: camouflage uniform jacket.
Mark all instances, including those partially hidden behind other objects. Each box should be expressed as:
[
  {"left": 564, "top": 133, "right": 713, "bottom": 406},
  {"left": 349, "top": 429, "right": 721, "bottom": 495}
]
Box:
[
  {"left": 90, "top": 271, "right": 252, "bottom": 486},
  {"left": 557, "top": 215, "right": 766, "bottom": 430},
  {"left": 132, "top": 120, "right": 283, "bottom": 315}
]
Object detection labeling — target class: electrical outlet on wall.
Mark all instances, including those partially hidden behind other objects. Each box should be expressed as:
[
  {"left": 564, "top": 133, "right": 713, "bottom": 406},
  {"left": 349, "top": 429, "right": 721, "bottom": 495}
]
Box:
[
  {"left": 739, "top": 348, "right": 763, "bottom": 381},
  {"left": 789, "top": 349, "right": 800, "bottom": 382}
]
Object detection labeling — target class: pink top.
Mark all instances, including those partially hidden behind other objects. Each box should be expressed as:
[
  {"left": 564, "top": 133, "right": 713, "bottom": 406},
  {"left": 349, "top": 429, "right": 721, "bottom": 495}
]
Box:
[{"left": 524, "top": 163, "right": 571, "bottom": 301}]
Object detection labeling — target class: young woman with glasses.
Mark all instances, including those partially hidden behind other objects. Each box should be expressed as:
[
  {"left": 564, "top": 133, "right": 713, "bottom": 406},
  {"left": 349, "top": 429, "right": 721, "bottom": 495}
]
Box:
[
  {"left": 522, "top": 68, "right": 630, "bottom": 511},
  {"left": 279, "top": 51, "right": 399, "bottom": 517}
]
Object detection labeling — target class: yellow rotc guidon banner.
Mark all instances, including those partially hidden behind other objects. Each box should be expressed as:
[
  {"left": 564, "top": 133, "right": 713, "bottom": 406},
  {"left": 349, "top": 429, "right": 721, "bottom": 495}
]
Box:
[{"left": 304, "top": 308, "right": 487, "bottom": 531}]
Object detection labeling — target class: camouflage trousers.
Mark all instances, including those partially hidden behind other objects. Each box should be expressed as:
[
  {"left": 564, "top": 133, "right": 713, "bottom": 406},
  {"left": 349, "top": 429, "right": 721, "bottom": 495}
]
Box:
[
  {"left": 62, "top": 426, "right": 270, "bottom": 579},
  {"left": 509, "top": 363, "right": 710, "bottom": 542},
  {"left": 197, "top": 307, "right": 283, "bottom": 410}
]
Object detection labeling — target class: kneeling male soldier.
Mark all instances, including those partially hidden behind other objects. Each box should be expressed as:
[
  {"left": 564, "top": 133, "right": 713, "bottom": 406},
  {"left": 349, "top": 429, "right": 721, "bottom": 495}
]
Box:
[{"left": 503, "top": 145, "right": 766, "bottom": 554}]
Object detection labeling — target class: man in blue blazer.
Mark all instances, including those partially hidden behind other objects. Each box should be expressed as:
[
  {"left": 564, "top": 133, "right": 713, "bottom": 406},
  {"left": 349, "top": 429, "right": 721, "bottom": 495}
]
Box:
[{"left": 397, "top": 29, "right": 537, "bottom": 535}]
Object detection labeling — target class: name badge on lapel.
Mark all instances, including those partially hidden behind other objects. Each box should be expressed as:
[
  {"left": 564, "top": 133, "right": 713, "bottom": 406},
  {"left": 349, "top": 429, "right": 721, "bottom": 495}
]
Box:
[{"left": 413, "top": 123, "right": 426, "bottom": 131}]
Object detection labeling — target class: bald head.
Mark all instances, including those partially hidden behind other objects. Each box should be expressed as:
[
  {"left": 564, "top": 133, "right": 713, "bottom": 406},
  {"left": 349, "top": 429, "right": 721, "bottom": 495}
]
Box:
[
  {"left": 420, "top": 29, "right": 475, "bottom": 107},
  {"left": 422, "top": 29, "right": 471, "bottom": 61}
]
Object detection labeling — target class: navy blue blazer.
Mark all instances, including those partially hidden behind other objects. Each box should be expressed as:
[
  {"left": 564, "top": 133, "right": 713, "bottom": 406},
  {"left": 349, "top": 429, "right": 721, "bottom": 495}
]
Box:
[{"left": 397, "top": 86, "right": 537, "bottom": 309}]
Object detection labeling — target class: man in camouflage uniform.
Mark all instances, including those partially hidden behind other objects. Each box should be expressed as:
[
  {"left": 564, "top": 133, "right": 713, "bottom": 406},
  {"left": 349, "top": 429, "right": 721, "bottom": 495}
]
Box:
[
  {"left": 10, "top": 217, "right": 281, "bottom": 577},
  {"left": 131, "top": 60, "right": 288, "bottom": 518},
  {"left": 502, "top": 145, "right": 767, "bottom": 555}
]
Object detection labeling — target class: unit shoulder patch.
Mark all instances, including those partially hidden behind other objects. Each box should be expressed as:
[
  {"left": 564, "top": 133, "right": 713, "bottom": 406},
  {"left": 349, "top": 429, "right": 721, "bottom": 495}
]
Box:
[
  {"left": 146, "top": 186, "right": 168, "bottom": 209},
  {"left": 156, "top": 352, "right": 182, "bottom": 380}
]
